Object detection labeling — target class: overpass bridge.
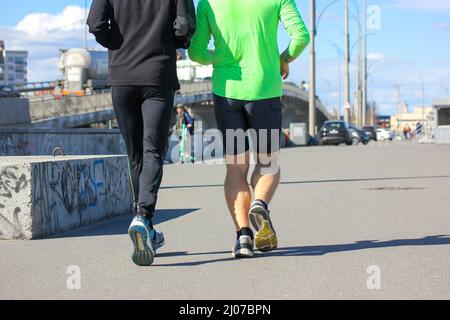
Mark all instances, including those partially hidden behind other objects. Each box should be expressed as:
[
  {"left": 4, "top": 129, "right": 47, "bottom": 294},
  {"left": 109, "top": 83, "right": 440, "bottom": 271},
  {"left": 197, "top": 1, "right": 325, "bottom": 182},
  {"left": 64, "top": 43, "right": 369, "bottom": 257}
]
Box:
[
  {"left": 0, "top": 81, "right": 330, "bottom": 157},
  {"left": 27, "top": 81, "right": 330, "bottom": 131}
]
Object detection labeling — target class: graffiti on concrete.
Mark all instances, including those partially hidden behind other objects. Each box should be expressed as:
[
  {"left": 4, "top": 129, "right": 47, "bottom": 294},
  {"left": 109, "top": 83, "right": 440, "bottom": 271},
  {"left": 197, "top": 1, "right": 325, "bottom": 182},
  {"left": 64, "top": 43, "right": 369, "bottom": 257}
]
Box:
[
  {"left": 0, "top": 132, "right": 125, "bottom": 157},
  {"left": 31, "top": 158, "right": 132, "bottom": 235},
  {"left": 93, "top": 159, "right": 129, "bottom": 208},
  {"left": 0, "top": 166, "right": 28, "bottom": 203},
  {"left": 0, "top": 157, "right": 132, "bottom": 239},
  {"left": 0, "top": 207, "right": 26, "bottom": 239},
  {"left": 0, "top": 134, "right": 29, "bottom": 156},
  {"left": 0, "top": 166, "right": 30, "bottom": 239}
]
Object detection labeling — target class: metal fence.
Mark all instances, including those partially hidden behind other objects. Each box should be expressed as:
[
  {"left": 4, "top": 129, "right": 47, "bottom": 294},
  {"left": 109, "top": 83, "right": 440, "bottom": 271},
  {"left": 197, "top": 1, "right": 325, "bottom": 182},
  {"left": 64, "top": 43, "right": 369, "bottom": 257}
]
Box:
[
  {"left": 27, "top": 81, "right": 326, "bottom": 123},
  {"left": 29, "top": 91, "right": 112, "bottom": 122}
]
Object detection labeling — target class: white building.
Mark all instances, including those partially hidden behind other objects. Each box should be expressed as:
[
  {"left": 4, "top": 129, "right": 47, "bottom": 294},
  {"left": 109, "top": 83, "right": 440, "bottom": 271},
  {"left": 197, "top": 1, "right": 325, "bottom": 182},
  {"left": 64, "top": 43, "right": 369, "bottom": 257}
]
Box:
[
  {"left": 434, "top": 98, "right": 450, "bottom": 144},
  {"left": 0, "top": 41, "right": 28, "bottom": 87},
  {"left": 390, "top": 106, "right": 434, "bottom": 133},
  {"left": 177, "top": 59, "right": 213, "bottom": 82}
]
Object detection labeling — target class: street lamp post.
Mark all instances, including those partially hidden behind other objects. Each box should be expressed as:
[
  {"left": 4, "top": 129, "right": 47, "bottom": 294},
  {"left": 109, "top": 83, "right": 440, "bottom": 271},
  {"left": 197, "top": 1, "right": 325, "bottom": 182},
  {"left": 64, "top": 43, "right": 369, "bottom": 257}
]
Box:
[
  {"left": 362, "top": 0, "right": 368, "bottom": 127},
  {"left": 394, "top": 83, "right": 402, "bottom": 133},
  {"left": 329, "top": 42, "right": 344, "bottom": 120},
  {"left": 309, "top": 0, "right": 316, "bottom": 136},
  {"left": 84, "top": 0, "right": 89, "bottom": 49},
  {"left": 335, "top": 47, "right": 343, "bottom": 120},
  {"left": 370, "top": 101, "right": 375, "bottom": 126},
  {"left": 348, "top": 1, "right": 364, "bottom": 127},
  {"left": 344, "top": 0, "right": 351, "bottom": 124},
  {"left": 356, "top": 8, "right": 362, "bottom": 127},
  {"left": 309, "top": 0, "right": 342, "bottom": 135},
  {"left": 421, "top": 75, "right": 426, "bottom": 121}
]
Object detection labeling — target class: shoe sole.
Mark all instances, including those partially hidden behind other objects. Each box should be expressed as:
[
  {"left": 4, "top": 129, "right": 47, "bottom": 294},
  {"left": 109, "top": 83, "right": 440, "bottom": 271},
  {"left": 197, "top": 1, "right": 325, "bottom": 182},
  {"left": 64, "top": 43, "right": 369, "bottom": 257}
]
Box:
[
  {"left": 250, "top": 206, "right": 278, "bottom": 252},
  {"left": 232, "top": 248, "right": 254, "bottom": 259},
  {"left": 128, "top": 225, "right": 155, "bottom": 266}
]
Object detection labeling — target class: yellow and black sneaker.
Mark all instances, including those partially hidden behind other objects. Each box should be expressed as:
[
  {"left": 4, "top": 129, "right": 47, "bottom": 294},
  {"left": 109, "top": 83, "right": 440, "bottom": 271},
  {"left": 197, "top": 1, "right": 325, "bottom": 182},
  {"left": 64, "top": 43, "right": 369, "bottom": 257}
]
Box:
[{"left": 249, "top": 200, "right": 278, "bottom": 252}]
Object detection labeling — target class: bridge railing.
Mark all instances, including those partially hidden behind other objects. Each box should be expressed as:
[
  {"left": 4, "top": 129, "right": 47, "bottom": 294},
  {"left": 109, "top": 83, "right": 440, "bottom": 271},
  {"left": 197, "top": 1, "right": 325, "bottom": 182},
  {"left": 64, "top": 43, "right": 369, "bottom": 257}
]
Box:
[
  {"left": 15, "top": 81, "right": 58, "bottom": 93},
  {"left": 29, "top": 91, "right": 112, "bottom": 122},
  {"left": 179, "top": 81, "right": 213, "bottom": 95},
  {"left": 29, "top": 82, "right": 215, "bottom": 122},
  {"left": 28, "top": 81, "right": 330, "bottom": 123}
]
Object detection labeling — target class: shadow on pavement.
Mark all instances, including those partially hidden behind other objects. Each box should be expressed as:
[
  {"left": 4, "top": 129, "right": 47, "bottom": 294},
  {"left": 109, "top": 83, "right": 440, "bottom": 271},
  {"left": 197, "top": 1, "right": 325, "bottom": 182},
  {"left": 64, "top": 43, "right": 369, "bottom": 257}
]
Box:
[
  {"left": 160, "top": 175, "right": 450, "bottom": 190},
  {"left": 53, "top": 208, "right": 200, "bottom": 239},
  {"left": 154, "top": 235, "right": 450, "bottom": 267}
]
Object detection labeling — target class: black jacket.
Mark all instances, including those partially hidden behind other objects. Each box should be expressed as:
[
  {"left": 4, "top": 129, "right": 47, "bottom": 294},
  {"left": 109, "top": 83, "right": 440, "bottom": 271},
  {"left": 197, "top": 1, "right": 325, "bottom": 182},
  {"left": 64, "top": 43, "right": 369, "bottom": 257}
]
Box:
[{"left": 87, "top": 0, "right": 196, "bottom": 89}]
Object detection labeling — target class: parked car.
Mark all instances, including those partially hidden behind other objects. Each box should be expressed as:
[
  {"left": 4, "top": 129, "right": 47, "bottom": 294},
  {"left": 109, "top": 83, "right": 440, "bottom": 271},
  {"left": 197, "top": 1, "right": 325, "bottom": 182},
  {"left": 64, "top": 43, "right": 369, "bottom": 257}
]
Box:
[
  {"left": 376, "top": 127, "right": 395, "bottom": 141},
  {"left": 319, "top": 120, "right": 353, "bottom": 146},
  {"left": 349, "top": 125, "right": 370, "bottom": 145},
  {"left": 362, "top": 126, "right": 377, "bottom": 141},
  {"left": 0, "top": 86, "right": 21, "bottom": 98}
]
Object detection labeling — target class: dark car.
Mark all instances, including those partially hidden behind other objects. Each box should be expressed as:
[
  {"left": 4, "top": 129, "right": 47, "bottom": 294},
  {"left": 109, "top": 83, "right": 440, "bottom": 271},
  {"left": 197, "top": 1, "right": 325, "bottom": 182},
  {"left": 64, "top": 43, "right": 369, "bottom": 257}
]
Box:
[
  {"left": 319, "top": 120, "right": 353, "bottom": 146},
  {"left": 362, "top": 126, "right": 377, "bottom": 141},
  {"left": 349, "top": 125, "right": 370, "bottom": 145},
  {"left": 0, "top": 86, "right": 21, "bottom": 98}
]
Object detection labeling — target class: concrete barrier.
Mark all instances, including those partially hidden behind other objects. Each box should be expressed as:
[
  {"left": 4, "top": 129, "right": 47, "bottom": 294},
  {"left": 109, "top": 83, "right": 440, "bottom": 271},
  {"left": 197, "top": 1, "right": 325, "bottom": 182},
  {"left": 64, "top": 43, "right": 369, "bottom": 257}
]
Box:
[
  {"left": 0, "top": 156, "right": 133, "bottom": 240},
  {"left": 0, "top": 128, "right": 181, "bottom": 164},
  {"left": 0, "top": 127, "right": 126, "bottom": 157},
  {"left": 0, "top": 98, "right": 31, "bottom": 126}
]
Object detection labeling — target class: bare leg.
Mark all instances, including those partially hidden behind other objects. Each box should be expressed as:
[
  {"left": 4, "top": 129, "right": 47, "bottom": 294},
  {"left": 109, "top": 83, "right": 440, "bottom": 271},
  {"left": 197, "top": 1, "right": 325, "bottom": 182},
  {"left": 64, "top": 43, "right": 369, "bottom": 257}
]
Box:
[
  {"left": 251, "top": 153, "right": 281, "bottom": 204},
  {"left": 224, "top": 153, "right": 251, "bottom": 231},
  {"left": 249, "top": 153, "right": 280, "bottom": 252}
]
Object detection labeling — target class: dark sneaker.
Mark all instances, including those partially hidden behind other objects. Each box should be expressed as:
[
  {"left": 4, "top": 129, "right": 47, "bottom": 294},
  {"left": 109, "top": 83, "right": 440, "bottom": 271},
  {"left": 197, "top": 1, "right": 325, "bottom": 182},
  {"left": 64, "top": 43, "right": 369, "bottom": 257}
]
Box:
[
  {"left": 128, "top": 215, "right": 155, "bottom": 266},
  {"left": 232, "top": 235, "right": 254, "bottom": 258},
  {"left": 249, "top": 200, "right": 278, "bottom": 252},
  {"left": 151, "top": 228, "right": 165, "bottom": 252}
]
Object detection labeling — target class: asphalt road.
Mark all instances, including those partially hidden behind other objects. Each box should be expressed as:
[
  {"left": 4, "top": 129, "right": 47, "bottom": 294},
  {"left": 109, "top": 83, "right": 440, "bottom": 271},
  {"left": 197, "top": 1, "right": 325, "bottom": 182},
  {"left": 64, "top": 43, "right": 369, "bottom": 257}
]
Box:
[{"left": 1, "top": 141, "right": 450, "bottom": 300}]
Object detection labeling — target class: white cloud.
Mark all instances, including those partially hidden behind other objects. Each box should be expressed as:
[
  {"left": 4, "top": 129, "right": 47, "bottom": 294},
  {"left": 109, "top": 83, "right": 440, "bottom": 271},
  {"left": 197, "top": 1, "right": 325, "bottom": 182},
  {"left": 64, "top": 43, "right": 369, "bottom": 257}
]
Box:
[
  {"left": 0, "top": 3, "right": 449, "bottom": 115},
  {"left": 26, "top": 57, "right": 60, "bottom": 83},
  {"left": 15, "top": 6, "right": 86, "bottom": 39},
  {"left": 367, "top": 52, "right": 388, "bottom": 61},
  {"left": 0, "top": 5, "right": 100, "bottom": 82},
  {"left": 290, "top": 51, "right": 450, "bottom": 116},
  {"left": 435, "top": 22, "right": 450, "bottom": 31}
]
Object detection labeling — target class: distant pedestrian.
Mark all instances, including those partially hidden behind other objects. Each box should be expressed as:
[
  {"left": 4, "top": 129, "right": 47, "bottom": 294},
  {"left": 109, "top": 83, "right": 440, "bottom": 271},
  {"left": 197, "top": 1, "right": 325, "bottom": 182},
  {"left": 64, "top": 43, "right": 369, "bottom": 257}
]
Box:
[
  {"left": 416, "top": 122, "right": 423, "bottom": 138},
  {"left": 176, "top": 105, "right": 195, "bottom": 163}
]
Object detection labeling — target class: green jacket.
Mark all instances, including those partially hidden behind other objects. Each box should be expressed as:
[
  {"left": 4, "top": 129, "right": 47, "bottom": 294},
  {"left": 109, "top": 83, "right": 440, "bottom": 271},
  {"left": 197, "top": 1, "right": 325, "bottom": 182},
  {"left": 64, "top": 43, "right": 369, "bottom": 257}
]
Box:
[{"left": 189, "top": 0, "right": 310, "bottom": 100}]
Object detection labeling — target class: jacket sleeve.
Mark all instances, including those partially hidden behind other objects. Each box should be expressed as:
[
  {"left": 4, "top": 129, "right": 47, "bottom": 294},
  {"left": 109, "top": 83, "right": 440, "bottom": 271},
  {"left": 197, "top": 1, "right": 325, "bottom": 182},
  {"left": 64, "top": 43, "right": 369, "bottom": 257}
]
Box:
[
  {"left": 174, "top": 0, "right": 197, "bottom": 49},
  {"left": 184, "top": 112, "right": 194, "bottom": 126},
  {"left": 87, "top": 0, "right": 112, "bottom": 49},
  {"left": 279, "top": 0, "right": 310, "bottom": 62},
  {"left": 188, "top": 0, "right": 212, "bottom": 65}
]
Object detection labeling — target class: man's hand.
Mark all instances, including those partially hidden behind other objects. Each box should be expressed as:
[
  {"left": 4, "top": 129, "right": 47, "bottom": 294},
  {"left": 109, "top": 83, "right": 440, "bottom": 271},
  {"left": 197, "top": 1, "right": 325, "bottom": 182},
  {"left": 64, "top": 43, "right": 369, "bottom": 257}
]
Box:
[{"left": 280, "top": 55, "right": 290, "bottom": 80}]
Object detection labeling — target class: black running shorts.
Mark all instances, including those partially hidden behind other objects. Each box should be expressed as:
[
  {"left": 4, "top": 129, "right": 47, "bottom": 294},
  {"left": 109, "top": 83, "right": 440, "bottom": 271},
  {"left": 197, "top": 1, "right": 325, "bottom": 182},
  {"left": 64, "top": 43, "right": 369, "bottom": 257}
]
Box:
[{"left": 213, "top": 94, "right": 283, "bottom": 156}]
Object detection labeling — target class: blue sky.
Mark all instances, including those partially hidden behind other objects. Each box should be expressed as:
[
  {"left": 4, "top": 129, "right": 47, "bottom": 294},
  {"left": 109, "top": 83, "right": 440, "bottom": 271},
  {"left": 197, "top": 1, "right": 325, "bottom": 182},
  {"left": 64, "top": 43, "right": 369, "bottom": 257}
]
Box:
[{"left": 0, "top": 0, "right": 449, "bottom": 116}]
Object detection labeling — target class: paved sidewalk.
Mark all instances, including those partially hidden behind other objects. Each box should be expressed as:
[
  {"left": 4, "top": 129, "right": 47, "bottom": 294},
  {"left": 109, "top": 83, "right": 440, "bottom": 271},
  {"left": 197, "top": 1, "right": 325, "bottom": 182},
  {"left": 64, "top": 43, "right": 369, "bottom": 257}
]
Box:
[{"left": 1, "top": 142, "right": 450, "bottom": 299}]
